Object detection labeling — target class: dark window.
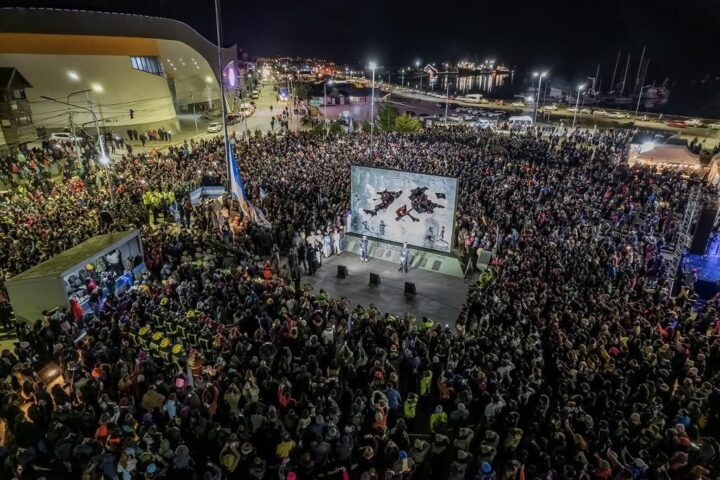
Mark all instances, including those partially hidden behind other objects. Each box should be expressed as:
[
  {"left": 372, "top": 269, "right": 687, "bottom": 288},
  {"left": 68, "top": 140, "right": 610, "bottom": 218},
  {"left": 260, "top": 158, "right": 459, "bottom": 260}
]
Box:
[{"left": 130, "top": 56, "right": 165, "bottom": 77}]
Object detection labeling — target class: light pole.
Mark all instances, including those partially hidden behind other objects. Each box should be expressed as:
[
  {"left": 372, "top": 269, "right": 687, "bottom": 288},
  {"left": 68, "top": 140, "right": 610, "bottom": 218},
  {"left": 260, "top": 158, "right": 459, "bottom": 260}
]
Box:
[
  {"left": 532, "top": 71, "right": 547, "bottom": 124},
  {"left": 369, "top": 61, "right": 377, "bottom": 154},
  {"left": 41, "top": 95, "right": 114, "bottom": 206},
  {"left": 572, "top": 84, "right": 585, "bottom": 128},
  {"left": 191, "top": 93, "right": 198, "bottom": 134},
  {"left": 416, "top": 60, "right": 422, "bottom": 90},
  {"left": 324, "top": 78, "right": 334, "bottom": 137},
  {"left": 400, "top": 69, "right": 405, "bottom": 87},
  {"left": 444, "top": 80, "right": 451, "bottom": 123},
  {"left": 66, "top": 88, "right": 92, "bottom": 159}
]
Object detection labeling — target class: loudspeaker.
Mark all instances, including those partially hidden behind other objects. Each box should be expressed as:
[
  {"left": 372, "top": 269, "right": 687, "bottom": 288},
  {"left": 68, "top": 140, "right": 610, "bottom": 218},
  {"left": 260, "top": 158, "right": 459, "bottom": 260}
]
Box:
[
  {"left": 690, "top": 207, "right": 716, "bottom": 255},
  {"left": 337, "top": 265, "right": 348, "bottom": 278},
  {"left": 404, "top": 282, "right": 416, "bottom": 297},
  {"left": 369, "top": 273, "right": 381, "bottom": 286}
]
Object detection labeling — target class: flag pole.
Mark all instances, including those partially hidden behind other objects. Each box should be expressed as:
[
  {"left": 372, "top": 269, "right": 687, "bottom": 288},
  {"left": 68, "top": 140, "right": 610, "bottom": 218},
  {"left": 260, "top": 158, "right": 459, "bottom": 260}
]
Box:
[{"left": 214, "top": 0, "right": 231, "bottom": 190}]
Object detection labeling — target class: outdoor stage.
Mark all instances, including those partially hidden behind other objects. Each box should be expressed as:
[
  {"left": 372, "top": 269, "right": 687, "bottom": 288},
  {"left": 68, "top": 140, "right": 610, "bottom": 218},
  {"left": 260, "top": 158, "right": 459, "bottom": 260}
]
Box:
[{"left": 303, "top": 252, "right": 470, "bottom": 327}]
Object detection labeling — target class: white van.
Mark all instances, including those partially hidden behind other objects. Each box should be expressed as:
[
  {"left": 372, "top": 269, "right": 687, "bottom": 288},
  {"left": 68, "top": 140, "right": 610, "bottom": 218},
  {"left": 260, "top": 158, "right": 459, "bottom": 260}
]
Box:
[
  {"left": 508, "top": 115, "right": 533, "bottom": 129},
  {"left": 462, "top": 94, "right": 485, "bottom": 104}
]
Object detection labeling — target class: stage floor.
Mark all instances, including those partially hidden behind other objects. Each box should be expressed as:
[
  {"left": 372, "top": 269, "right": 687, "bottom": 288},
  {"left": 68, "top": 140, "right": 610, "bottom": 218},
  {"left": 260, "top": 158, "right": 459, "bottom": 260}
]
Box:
[
  {"left": 303, "top": 252, "right": 470, "bottom": 327},
  {"left": 685, "top": 253, "right": 720, "bottom": 282}
]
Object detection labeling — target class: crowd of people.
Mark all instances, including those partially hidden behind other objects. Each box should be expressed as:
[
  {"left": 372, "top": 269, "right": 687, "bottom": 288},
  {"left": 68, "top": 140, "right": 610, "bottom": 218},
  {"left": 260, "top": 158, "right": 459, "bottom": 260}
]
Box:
[{"left": 1, "top": 124, "right": 719, "bottom": 480}]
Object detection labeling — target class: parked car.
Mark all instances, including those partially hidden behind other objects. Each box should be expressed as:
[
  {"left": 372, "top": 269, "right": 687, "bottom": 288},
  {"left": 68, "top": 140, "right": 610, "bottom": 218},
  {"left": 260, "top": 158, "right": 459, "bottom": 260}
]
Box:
[
  {"left": 685, "top": 119, "right": 705, "bottom": 127},
  {"left": 709, "top": 122, "right": 720, "bottom": 130},
  {"left": 510, "top": 101, "right": 525, "bottom": 107},
  {"left": 207, "top": 122, "right": 222, "bottom": 133},
  {"left": 49, "top": 132, "right": 83, "bottom": 143},
  {"left": 594, "top": 109, "right": 608, "bottom": 116},
  {"left": 471, "top": 118, "right": 495, "bottom": 129},
  {"left": 543, "top": 104, "right": 558, "bottom": 111},
  {"left": 666, "top": 120, "right": 687, "bottom": 128},
  {"left": 606, "top": 111, "right": 630, "bottom": 119}
]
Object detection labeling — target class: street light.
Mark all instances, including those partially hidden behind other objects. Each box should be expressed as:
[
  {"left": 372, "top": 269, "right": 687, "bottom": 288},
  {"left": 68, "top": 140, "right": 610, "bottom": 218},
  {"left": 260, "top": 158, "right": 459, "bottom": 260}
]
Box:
[
  {"left": 369, "top": 61, "right": 378, "bottom": 154},
  {"left": 324, "top": 78, "right": 334, "bottom": 137},
  {"left": 41, "top": 95, "right": 114, "bottom": 207},
  {"left": 444, "top": 80, "right": 452, "bottom": 124},
  {"left": 66, "top": 89, "right": 93, "bottom": 161},
  {"left": 572, "top": 84, "right": 586, "bottom": 128},
  {"left": 532, "top": 71, "right": 548, "bottom": 124}
]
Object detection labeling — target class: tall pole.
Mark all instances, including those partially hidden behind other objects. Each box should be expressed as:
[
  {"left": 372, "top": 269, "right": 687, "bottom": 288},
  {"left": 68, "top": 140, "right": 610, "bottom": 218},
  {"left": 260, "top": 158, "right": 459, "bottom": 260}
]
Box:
[
  {"left": 191, "top": 93, "right": 198, "bottom": 134},
  {"left": 634, "top": 46, "right": 646, "bottom": 95},
  {"left": 620, "top": 54, "right": 631, "bottom": 97},
  {"left": 572, "top": 86, "right": 584, "bottom": 128},
  {"left": 635, "top": 60, "right": 649, "bottom": 117},
  {"left": 370, "top": 65, "right": 376, "bottom": 154},
  {"left": 324, "top": 81, "right": 330, "bottom": 137},
  {"left": 533, "top": 74, "right": 543, "bottom": 124},
  {"left": 609, "top": 50, "right": 621, "bottom": 93},
  {"left": 214, "top": 0, "right": 231, "bottom": 186},
  {"left": 444, "top": 80, "right": 450, "bottom": 123}
]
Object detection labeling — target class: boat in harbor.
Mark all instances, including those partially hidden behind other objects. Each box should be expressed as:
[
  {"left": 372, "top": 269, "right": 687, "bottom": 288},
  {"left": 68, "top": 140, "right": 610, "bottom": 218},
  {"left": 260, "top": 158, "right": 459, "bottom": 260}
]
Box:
[{"left": 457, "top": 59, "right": 510, "bottom": 76}]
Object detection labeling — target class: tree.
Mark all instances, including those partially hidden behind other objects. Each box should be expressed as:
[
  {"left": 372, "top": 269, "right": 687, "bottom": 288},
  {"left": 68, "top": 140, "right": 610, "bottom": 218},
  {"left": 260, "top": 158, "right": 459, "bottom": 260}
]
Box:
[
  {"left": 377, "top": 102, "right": 399, "bottom": 131},
  {"left": 394, "top": 114, "right": 421, "bottom": 133}
]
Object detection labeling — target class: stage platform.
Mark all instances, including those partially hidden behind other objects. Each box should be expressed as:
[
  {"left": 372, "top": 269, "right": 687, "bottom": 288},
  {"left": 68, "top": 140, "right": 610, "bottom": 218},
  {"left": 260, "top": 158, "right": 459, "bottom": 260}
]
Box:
[
  {"left": 303, "top": 252, "right": 471, "bottom": 327},
  {"left": 685, "top": 253, "right": 720, "bottom": 282},
  {"left": 343, "top": 235, "right": 468, "bottom": 277}
]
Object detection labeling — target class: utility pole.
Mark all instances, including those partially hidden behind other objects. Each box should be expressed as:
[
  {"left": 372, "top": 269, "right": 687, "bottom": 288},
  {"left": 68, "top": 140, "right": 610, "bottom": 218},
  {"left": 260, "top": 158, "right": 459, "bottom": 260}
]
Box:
[{"left": 214, "top": 0, "right": 231, "bottom": 186}]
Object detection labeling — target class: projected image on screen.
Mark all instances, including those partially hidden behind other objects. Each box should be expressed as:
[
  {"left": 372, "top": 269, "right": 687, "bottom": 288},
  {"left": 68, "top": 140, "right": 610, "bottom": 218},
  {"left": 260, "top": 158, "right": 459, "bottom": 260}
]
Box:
[{"left": 349, "top": 166, "right": 458, "bottom": 253}]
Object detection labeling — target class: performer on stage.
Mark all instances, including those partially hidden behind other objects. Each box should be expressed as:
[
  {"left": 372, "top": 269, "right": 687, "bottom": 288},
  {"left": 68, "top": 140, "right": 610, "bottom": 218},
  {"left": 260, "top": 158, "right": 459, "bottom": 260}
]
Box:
[
  {"left": 398, "top": 242, "right": 410, "bottom": 273},
  {"left": 360, "top": 235, "right": 369, "bottom": 262}
]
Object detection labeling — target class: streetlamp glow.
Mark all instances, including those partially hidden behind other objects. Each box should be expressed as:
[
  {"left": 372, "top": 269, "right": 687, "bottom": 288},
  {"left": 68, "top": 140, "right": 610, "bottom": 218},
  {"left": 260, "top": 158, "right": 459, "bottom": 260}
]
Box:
[
  {"left": 572, "top": 84, "right": 586, "bottom": 128},
  {"left": 91, "top": 83, "right": 103, "bottom": 93},
  {"left": 532, "top": 71, "right": 548, "bottom": 124},
  {"left": 368, "top": 62, "right": 378, "bottom": 155},
  {"left": 67, "top": 71, "right": 80, "bottom": 81},
  {"left": 415, "top": 60, "right": 420, "bottom": 68}
]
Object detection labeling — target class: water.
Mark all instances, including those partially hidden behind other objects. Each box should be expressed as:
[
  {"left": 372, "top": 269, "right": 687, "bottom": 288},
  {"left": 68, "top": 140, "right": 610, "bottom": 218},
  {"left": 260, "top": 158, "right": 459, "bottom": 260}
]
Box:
[{"left": 404, "top": 72, "right": 516, "bottom": 99}]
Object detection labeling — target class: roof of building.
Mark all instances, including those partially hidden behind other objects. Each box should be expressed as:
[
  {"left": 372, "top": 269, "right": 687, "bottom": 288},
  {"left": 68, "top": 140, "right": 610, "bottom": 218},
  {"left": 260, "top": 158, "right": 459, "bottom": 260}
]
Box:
[
  {"left": 309, "top": 82, "right": 378, "bottom": 98},
  {"left": 0, "top": 67, "right": 32, "bottom": 90},
  {"left": 6, "top": 230, "right": 138, "bottom": 283},
  {"left": 0, "top": 7, "right": 236, "bottom": 78}
]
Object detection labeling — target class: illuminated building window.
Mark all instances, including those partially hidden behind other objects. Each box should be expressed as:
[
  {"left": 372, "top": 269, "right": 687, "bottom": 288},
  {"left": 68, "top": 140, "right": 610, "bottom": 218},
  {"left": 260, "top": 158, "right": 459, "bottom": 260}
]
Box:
[{"left": 130, "top": 56, "right": 165, "bottom": 77}]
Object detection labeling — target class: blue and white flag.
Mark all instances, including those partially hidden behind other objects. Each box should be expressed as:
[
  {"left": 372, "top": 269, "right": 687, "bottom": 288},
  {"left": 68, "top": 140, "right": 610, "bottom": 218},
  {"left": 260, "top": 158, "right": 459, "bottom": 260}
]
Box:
[{"left": 229, "top": 145, "right": 271, "bottom": 227}]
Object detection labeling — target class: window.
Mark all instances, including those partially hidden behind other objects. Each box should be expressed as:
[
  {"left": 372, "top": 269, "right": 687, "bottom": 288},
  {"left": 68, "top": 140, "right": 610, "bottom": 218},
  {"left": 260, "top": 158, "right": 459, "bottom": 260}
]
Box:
[{"left": 130, "top": 56, "right": 165, "bottom": 77}]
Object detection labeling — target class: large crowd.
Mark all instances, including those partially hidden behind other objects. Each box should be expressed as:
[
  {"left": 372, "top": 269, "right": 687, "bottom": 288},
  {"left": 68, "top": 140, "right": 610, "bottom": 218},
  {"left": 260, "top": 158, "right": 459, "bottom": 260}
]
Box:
[{"left": 1, "top": 124, "right": 719, "bottom": 480}]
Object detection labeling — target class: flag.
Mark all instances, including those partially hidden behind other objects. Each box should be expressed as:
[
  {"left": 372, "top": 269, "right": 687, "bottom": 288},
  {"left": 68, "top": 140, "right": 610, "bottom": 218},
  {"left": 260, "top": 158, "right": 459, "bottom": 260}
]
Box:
[{"left": 228, "top": 145, "right": 271, "bottom": 227}]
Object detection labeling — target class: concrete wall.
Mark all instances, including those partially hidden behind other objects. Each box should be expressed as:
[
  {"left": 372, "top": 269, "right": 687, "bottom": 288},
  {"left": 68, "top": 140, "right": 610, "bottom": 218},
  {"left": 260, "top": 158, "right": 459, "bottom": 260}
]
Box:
[{"left": 0, "top": 53, "right": 178, "bottom": 137}]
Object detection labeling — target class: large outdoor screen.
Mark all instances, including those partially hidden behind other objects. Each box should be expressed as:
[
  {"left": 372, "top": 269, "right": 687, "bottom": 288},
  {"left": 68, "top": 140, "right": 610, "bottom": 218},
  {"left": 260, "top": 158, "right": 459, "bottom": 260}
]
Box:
[{"left": 349, "top": 166, "right": 458, "bottom": 253}]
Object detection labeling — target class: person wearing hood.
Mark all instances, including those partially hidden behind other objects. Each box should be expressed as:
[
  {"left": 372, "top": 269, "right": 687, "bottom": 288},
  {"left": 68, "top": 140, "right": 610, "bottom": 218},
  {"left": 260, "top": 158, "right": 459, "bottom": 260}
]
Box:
[{"left": 172, "top": 445, "right": 194, "bottom": 480}]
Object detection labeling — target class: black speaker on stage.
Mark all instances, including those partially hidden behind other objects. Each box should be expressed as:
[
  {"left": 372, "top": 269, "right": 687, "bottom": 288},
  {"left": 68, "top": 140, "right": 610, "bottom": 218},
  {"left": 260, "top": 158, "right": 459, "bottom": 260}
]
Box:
[
  {"left": 690, "top": 207, "right": 716, "bottom": 255},
  {"left": 404, "top": 282, "right": 416, "bottom": 297},
  {"left": 369, "top": 273, "right": 380, "bottom": 286},
  {"left": 337, "top": 265, "right": 348, "bottom": 278}
]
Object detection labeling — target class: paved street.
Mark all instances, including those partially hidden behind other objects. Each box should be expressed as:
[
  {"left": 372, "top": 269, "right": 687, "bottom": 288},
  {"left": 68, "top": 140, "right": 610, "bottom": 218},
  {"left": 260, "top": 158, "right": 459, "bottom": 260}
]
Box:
[{"left": 391, "top": 88, "right": 720, "bottom": 147}]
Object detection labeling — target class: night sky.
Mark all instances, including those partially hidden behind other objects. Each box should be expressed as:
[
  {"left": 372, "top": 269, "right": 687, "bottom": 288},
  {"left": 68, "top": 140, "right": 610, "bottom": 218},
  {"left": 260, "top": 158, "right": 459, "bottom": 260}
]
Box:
[{"left": 3, "top": 0, "right": 719, "bottom": 83}]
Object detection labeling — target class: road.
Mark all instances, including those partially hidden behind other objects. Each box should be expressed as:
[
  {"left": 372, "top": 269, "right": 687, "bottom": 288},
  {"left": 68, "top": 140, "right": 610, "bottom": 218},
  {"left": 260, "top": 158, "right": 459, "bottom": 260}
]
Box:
[
  {"left": 119, "top": 82, "right": 300, "bottom": 157},
  {"left": 391, "top": 88, "right": 720, "bottom": 147}
]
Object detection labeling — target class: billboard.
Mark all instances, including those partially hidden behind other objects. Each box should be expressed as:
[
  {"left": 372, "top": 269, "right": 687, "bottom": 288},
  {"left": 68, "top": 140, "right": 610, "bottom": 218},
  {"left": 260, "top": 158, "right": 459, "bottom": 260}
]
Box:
[{"left": 349, "top": 166, "right": 458, "bottom": 253}]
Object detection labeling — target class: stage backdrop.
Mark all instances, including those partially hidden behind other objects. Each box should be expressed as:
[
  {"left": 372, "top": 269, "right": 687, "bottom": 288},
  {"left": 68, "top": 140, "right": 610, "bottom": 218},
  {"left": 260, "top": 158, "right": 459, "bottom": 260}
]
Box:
[{"left": 349, "top": 166, "right": 458, "bottom": 253}]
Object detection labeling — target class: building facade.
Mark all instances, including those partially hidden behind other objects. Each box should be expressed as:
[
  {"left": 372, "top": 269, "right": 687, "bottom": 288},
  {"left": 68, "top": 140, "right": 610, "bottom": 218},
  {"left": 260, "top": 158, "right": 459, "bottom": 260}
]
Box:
[{"left": 0, "top": 7, "right": 238, "bottom": 148}]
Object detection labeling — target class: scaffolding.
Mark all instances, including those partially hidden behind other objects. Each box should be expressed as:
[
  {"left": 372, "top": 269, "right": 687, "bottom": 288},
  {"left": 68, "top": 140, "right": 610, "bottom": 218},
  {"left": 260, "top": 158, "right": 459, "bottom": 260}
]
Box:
[{"left": 667, "top": 186, "right": 701, "bottom": 295}]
